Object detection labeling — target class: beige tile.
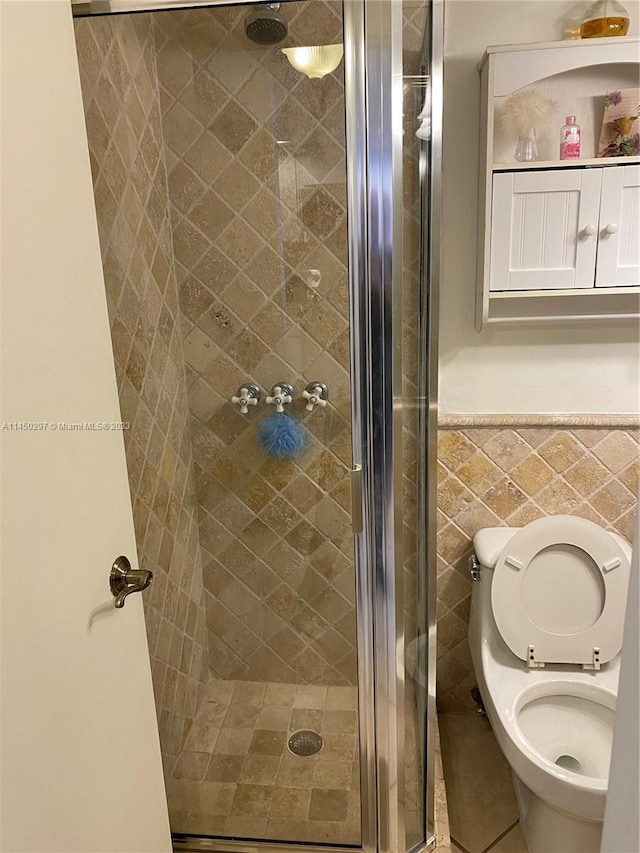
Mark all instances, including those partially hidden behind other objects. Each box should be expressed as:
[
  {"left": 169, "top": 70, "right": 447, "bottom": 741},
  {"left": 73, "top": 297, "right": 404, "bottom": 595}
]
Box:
[
  {"left": 456, "top": 454, "right": 502, "bottom": 496},
  {"left": 183, "top": 724, "right": 220, "bottom": 752},
  {"left": 592, "top": 431, "right": 639, "bottom": 473},
  {"left": 438, "top": 433, "right": 477, "bottom": 470},
  {"left": 223, "top": 814, "right": 268, "bottom": 836},
  {"left": 223, "top": 701, "right": 261, "bottom": 728},
  {"left": 210, "top": 101, "right": 257, "bottom": 154},
  {"left": 231, "top": 783, "right": 273, "bottom": 817},
  {"left": 618, "top": 460, "right": 639, "bottom": 497},
  {"left": 482, "top": 478, "right": 528, "bottom": 518},
  {"left": 291, "top": 708, "right": 323, "bottom": 730},
  {"left": 563, "top": 455, "right": 610, "bottom": 498},
  {"left": 439, "top": 713, "right": 518, "bottom": 853},
  {"left": 538, "top": 432, "right": 584, "bottom": 473},
  {"left": 193, "top": 781, "right": 236, "bottom": 816},
  {"left": 326, "top": 686, "right": 358, "bottom": 710},
  {"left": 510, "top": 455, "right": 554, "bottom": 495},
  {"left": 308, "top": 788, "right": 349, "bottom": 821},
  {"left": 206, "top": 754, "right": 244, "bottom": 783},
  {"left": 321, "top": 733, "right": 356, "bottom": 762},
  {"left": 269, "top": 786, "right": 311, "bottom": 819},
  {"left": 249, "top": 729, "right": 287, "bottom": 756},
  {"left": 488, "top": 823, "right": 528, "bottom": 852},
  {"left": 536, "top": 479, "right": 581, "bottom": 514},
  {"left": 214, "top": 728, "right": 253, "bottom": 755},
  {"left": 438, "top": 477, "right": 475, "bottom": 518},
  {"left": 438, "top": 523, "right": 471, "bottom": 564},
  {"left": 172, "top": 751, "right": 210, "bottom": 781},
  {"left": 313, "top": 759, "right": 352, "bottom": 789},
  {"left": 322, "top": 709, "right": 357, "bottom": 733},
  {"left": 293, "top": 685, "right": 327, "bottom": 709},
  {"left": 256, "top": 706, "right": 291, "bottom": 731},
  {"left": 262, "top": 681, "right": 297, "bottom": 708},
  {"left": 277, "top": 756, "right": 315, "bottom": 788},
  {"left": 265, "top": 817, "right": 317, "bottom": 843},
  {"left": 239, "top": 755, "right": 280, "bottom": 785},
  {"left": 590, "top": 479, "right": 636, "bottom": 522},
  {"left": 184, "top": 131, "right": 231, "bottom": 184},
  {"left": 181, "top": 812, "right": 228, "bottom": 835}
]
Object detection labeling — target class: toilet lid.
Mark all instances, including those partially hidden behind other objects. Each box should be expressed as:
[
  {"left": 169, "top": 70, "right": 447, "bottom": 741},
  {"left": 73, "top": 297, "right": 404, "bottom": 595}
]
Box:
[{"left": 491, "top": 516, "right": 630, "bottom": 668}]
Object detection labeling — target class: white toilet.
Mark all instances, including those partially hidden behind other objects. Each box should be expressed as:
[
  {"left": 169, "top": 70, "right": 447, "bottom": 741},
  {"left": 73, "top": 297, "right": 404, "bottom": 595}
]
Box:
[{"left": 468, "top": 515, "right": 631, "bottom": 853}]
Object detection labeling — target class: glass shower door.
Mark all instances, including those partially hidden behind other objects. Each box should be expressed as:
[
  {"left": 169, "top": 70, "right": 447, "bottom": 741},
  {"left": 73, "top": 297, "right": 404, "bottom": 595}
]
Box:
[{"left": 150, "top": 2, "right": 360, "bottom": 845}]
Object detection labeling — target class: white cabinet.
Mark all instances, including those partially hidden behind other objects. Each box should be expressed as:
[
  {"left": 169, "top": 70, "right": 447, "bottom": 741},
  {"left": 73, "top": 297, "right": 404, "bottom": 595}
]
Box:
[
  {"left": 476, "top": 37, "right": 640, "bottom": 329},
  {"left": 490, "top": 164, "right": 638, "bottom": 293},
  {"left": 596, "top": 164, "right": 640, "bottom": 288}
]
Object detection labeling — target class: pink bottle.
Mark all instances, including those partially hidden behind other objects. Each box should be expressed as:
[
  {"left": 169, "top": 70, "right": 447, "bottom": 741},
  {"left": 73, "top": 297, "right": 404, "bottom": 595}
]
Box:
[{"left": 560, "top": 115, "right": 581, "bottom": 160}]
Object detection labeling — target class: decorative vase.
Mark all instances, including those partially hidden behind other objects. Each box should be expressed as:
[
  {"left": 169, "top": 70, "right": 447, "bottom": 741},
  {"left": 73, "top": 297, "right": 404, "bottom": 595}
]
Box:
[
  {"left": 514, "top": 128, "right": 538, "bottom": 162},
  {"left": 580, "top": 0, "right": 630, "bottom": 37}
]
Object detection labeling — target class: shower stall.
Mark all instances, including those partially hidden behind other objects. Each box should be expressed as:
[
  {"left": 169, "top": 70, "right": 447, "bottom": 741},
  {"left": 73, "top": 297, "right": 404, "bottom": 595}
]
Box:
[{"left": 72, "top": 0, "right": 441, "bottom": 850}]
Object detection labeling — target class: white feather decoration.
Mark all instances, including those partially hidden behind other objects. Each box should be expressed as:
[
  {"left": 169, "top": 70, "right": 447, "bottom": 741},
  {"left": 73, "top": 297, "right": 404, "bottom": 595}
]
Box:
[{"left": 500, "top": 88, "right": 558, "bottom": 137}]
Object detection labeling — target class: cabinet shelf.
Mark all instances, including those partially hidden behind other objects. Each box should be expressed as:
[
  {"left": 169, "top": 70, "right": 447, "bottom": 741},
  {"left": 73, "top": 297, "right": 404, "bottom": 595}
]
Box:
[
  {"left": 493, "top": 156, "right": 640, "bottom": 172},
  {"left": 486, "top": 287, "right": 640, "bottom": 325}
]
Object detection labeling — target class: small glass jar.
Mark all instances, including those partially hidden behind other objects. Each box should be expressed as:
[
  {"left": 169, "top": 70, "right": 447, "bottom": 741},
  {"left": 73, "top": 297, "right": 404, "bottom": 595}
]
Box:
[{"left": 580, "top": 0, "right": 630, "bottom": 38}]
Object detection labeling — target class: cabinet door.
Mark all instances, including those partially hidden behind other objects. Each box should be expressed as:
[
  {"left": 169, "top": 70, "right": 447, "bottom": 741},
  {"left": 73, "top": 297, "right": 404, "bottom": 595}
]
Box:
[
  {"left": 490, "top": 169, "right": 602, "bottom": 291},
  {"left": 595, "top": 165, "right": 640, "bottom": 288}
]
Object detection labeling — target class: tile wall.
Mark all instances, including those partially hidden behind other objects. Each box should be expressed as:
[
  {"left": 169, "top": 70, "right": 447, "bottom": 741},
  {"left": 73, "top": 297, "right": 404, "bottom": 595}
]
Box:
[
  {"left": 153, "top": 3, "right": 357, "bottom": 685},
  {"left": 74, "top": 14, "right": 209, "bottom": 775},
  {"left": 436, "top": 425, "right": 639, "bottom": 711}
]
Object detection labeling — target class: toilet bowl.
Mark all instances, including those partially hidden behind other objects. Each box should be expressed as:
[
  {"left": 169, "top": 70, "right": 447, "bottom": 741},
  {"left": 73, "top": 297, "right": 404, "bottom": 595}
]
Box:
[{"left": 468, "top": 516, "right": 631, "bottom": 853}]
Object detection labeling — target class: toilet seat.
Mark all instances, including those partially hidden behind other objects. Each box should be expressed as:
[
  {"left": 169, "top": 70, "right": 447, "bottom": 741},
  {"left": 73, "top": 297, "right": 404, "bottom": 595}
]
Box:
[{"left": 491, "top": 516, "right": 629, "bottom": 669}]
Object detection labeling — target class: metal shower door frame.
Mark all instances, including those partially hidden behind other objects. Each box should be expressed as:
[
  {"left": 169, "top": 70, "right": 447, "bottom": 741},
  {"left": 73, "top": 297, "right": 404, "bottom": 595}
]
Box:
[{"left": 344, "top": 0, "right": 442, "bottom": 850}]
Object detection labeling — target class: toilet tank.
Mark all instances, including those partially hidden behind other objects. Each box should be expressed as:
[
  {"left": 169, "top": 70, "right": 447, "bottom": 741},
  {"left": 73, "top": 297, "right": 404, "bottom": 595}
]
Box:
[{"left": 468, "top": 527, "right": 521, "bottom": 672}]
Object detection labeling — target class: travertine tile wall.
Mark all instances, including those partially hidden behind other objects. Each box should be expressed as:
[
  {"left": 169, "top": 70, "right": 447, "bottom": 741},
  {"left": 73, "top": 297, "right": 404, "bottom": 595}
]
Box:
[
  {"left": 153, "top": 3, "right": 357, "bottom": 685},
  {"left": 74, "top": 14, "right": 209, "bottom": 776},
  {"left": 436, "top": 425, "right": 639, "bottom": 711}
]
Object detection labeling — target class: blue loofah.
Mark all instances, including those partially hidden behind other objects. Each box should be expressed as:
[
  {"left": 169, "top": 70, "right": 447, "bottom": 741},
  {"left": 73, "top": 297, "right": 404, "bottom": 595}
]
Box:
[{"left": 257, "top": 413, "right": 308, "bottom": 459}]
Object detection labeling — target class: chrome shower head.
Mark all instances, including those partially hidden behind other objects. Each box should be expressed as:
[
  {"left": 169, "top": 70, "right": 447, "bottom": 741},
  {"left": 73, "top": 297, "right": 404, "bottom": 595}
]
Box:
[{"left": 244, "top": 3, "right": 288, "bottom": 45}]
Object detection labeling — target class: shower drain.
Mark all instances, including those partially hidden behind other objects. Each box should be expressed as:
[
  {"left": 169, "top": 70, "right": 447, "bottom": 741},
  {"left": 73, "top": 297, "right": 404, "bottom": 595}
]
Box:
[{"left": 288, "top": 729, "right": 324, "bottom": 757}]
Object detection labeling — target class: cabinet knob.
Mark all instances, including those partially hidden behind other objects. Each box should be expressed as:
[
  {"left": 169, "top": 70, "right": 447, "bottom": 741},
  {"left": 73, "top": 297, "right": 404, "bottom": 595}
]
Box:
[
  {"left": 580, "top": 224, "right": 596, "bottom": 238},
  {"left": 603, "top": 223, "right": 618, "bottom": 236}
]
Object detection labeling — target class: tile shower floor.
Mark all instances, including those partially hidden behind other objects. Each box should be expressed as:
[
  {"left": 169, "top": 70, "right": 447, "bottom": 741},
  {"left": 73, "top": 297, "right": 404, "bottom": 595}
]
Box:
[{"left": 167, "top": 678, "right": 361, "bottom": 845}]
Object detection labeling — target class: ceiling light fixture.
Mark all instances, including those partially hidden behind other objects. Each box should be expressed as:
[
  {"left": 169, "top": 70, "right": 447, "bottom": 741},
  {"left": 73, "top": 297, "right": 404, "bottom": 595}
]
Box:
[{"left": 281, "top": 44, "right": 344, "bottom": 79}]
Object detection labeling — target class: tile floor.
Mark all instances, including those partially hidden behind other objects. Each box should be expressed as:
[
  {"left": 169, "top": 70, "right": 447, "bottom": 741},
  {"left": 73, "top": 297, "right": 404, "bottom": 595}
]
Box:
[
  {"left": 439, "top": 713, "right": 528, "bottom": 853},
  {"left": 433, "top": 719, "right": 453, "bottom": 851},
  {"left": 166, "top": 678, "right": 361, "bottom": 845}
]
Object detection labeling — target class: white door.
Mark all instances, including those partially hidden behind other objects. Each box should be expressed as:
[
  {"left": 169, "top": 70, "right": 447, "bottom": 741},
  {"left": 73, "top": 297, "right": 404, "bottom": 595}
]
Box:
[
  {"left": 0, "top": 2, "right": 171, "bottom": 851},
  {"left": 490, "top": 168, "right": 602, "bottom": 291},
  {"left": 596, "top": 164, "right": 640, "bottom": 288}
]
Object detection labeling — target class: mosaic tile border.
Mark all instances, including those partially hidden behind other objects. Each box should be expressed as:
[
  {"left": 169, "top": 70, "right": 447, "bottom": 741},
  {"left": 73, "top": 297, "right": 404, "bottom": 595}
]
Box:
[{"left": 439, "top": 413, "right": 640, "bottom": 429}]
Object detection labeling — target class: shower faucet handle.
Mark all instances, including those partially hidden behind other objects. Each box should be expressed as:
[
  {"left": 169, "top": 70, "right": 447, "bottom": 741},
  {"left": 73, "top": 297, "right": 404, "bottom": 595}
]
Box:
[
  {"left": 303, "top": 382, "right": 329, "bottom": 412},
  {"left": 266, "top": 383, "right": 294, "bottom": 413},
  {"left": 231, "top": 383, "right": 261, "bottom": 414}
]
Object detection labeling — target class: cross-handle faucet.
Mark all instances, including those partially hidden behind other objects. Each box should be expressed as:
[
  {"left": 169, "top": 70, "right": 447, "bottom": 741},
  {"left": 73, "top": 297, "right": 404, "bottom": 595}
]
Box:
[
  {"left": 302, "top": 381, "right": 329, "bottom": 412},
  {"left": 266, "top": 383, "right": 294, "bottom": 413}
]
